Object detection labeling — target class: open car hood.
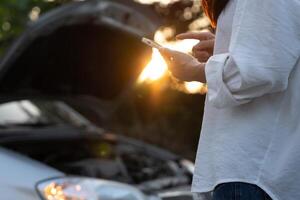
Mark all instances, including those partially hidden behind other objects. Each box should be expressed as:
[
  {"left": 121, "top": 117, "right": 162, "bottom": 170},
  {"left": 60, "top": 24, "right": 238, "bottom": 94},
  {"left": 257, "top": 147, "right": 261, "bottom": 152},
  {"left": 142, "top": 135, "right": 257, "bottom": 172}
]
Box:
[{"left": 0, "top": 0, "right": 160, "bottom": 100}]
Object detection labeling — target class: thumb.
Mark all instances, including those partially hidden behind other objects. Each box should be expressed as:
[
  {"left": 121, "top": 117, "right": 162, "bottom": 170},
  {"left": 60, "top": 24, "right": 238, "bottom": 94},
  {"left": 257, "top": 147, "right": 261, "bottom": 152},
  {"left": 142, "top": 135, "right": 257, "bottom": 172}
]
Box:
[
  {"left": 159, "top": 48, "right": 173, "bottom": 59},
  {"left": 176, "top": 32, "right": 214, "bottom": 41}
]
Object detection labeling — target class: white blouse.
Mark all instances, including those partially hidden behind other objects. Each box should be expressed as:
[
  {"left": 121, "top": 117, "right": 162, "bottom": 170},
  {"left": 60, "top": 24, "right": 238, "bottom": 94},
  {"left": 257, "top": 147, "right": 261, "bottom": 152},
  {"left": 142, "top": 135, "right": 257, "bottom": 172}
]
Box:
[{"left": 192, "top": 0, "right": 300, "bottom": 199}]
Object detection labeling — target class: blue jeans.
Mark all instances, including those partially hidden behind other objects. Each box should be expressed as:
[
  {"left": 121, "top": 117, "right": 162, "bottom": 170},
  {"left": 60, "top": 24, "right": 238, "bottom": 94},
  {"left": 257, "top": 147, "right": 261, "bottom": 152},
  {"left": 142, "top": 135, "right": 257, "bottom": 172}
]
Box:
[{"left": 212, "top": 182, "right": 272, "bottom": 200}]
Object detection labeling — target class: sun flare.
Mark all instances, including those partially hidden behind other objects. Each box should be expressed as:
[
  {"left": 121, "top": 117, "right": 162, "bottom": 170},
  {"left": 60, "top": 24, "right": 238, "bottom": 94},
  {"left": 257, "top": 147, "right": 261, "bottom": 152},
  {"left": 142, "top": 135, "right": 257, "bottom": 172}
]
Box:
[
  {"left": 138, "top": 49, "right": 167, "bottom": 83},
  {"left": 138, "top": 27, "right": 207, "bottom": 94}
]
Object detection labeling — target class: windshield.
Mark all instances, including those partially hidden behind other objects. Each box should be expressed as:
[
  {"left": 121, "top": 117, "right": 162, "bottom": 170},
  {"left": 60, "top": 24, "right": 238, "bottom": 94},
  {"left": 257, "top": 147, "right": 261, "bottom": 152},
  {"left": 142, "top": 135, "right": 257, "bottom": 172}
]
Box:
[{"left": 0, "top": 99, "right": 92, "bottom": 129}]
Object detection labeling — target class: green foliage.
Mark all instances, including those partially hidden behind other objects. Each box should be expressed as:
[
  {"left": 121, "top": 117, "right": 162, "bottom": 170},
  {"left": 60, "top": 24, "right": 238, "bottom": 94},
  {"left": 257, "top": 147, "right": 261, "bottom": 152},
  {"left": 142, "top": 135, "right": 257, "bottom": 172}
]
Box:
[{"left": 0, "top": 0, "right": 72, "bottom": 57}]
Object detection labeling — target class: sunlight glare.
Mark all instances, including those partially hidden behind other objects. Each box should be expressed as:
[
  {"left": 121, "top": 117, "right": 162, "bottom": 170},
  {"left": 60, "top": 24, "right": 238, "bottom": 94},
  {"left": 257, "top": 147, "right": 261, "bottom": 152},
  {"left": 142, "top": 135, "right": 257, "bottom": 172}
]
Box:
[
  {"left": 138, "top": 49, "right": 167, "bottom": 83},
  {"left": 138, "top": 27, "right": 208, "bottom": 94},
  {"left": 184, "top": 82, "right": 204, "bottom": 94}
]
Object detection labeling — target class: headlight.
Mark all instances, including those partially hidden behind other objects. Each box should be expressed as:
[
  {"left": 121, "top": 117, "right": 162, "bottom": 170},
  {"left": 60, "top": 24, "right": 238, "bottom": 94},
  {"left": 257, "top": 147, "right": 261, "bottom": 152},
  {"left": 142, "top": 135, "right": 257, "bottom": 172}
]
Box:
[{"left": 37, "top": 177, "right": 149, "bottom": 200}]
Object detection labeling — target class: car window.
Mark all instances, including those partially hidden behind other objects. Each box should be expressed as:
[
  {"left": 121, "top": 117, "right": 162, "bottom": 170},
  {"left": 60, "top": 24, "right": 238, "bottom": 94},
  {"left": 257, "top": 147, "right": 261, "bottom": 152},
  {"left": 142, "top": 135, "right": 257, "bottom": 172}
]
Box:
[
  {"left": 0, "top": 100, "right": 41, "bottom": 125},
  {"left": 0, "top": 100, "right": 92, "bottom": 129}
]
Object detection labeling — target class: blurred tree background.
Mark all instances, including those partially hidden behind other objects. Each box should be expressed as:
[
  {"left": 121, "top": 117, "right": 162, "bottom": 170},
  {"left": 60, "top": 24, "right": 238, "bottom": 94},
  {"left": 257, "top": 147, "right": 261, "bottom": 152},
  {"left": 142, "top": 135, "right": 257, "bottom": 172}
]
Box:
[
  {"left": 0, "top": 0, "right": 209, "bottom": 57},
  {"left": 0, "top": 0, "right": 210, "bottom": 159},
  {"left": 0, "top": 0, "right": 67, "bottom": 56}
]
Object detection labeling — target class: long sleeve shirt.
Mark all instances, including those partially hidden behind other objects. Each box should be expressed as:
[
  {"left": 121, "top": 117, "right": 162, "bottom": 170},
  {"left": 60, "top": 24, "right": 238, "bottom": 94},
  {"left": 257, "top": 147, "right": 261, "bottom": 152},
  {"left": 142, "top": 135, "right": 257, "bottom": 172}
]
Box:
[{"left": 192, "top": 0, "right": 300, "bottom": 199}]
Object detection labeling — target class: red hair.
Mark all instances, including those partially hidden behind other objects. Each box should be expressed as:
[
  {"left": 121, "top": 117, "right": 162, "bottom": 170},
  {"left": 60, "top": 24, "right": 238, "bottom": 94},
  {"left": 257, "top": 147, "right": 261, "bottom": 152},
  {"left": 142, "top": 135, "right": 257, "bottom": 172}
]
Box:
[{"left": 202, "top": 0, "right": 230, "bottom": 27}]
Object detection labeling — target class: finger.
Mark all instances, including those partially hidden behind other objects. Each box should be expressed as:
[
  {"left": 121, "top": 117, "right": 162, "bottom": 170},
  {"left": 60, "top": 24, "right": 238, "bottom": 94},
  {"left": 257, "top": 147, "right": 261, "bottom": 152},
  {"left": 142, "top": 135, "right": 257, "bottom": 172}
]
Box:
[
  {"left": 192, "top": 39, "right": 214, "bottom": 52},
  {"left": 159, "top": 48, "right": 173, "bottom": 58},
  {"left": 193, "top": 51, "right": 210, "bottom": 62},
  {"left": 160, "top": 48, "right": 187, "bottom": 63},
  {"left": 176, "top": 32, "right": 214, "bottom": 41},
  {"left": 159, "top": 48, "right": 172, "bottom": 62}
]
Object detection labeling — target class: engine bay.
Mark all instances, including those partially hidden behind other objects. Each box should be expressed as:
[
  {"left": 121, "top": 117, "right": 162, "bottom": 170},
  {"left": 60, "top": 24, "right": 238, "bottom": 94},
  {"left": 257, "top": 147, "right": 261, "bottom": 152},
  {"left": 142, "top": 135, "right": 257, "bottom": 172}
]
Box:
[{"left": 3, "top": 132, "right": 191, "bottom": 195}]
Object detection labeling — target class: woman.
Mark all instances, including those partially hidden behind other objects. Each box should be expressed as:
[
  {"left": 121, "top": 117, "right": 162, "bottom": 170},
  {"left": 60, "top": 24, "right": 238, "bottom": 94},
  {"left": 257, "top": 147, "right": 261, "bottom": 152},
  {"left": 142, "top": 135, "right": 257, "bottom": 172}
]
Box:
[{"left": 160, "top": 0, "right": 300, "bottom": 199}]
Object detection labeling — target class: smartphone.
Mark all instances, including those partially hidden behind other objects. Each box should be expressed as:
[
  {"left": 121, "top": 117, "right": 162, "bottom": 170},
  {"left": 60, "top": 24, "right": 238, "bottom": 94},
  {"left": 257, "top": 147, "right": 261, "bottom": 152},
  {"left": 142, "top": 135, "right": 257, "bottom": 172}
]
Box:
[{"left": 142, "top": 37, "right": 163, "bottom": 50}]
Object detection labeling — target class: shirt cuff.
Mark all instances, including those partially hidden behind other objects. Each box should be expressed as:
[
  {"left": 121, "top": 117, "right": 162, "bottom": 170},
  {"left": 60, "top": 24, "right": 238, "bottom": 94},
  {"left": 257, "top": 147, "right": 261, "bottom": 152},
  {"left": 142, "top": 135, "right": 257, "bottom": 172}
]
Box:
[{"left": 205, "top": 53, "right": 243, "bottom": 109}]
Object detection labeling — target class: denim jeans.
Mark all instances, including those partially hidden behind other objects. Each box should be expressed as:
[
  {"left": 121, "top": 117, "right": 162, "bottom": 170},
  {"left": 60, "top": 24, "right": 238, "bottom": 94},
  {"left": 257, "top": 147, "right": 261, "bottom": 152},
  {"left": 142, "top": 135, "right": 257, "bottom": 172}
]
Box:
[{"left": 212, "top": 182, "right": 272, "bottom": 200}]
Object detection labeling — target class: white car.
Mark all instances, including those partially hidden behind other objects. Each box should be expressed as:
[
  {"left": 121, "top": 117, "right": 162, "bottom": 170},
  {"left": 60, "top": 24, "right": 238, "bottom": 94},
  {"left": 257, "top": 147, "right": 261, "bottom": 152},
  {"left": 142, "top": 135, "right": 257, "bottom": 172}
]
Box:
[{"left": 0, "top": 1, "right": 195, "bottom": 199}]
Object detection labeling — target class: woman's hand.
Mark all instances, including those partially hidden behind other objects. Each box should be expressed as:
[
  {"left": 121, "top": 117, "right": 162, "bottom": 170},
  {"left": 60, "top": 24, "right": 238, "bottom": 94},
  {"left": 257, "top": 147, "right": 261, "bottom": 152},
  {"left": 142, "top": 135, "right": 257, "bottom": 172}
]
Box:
[
  {"left": 160, "top": 48, "right": 206, "bottom": 83},
  {"left": 176, "top": 31, "right": 215, "bottom": 63}
]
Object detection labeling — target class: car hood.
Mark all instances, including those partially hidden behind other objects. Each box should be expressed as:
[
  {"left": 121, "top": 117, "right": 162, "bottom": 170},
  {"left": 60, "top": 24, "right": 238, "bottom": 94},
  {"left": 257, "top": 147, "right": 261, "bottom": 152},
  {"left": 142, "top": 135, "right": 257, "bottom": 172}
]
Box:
[
  {"left": 0, "top": 147, "right": 63, "bottom": 199},
  {"left": 0, "top": 0, "right": 160, "bottom": 100}
]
